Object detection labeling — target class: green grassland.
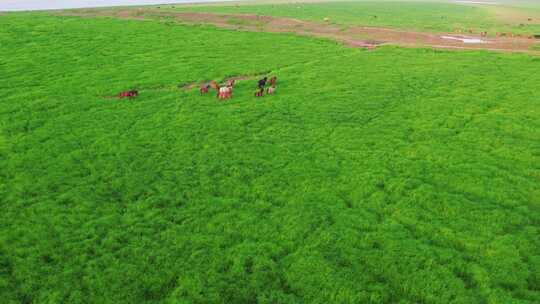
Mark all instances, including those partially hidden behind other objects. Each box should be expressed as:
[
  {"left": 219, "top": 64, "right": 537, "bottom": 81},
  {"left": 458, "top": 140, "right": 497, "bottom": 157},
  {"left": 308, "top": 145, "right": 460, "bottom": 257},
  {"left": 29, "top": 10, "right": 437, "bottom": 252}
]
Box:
[
  {"left": 1, "top": 10, "right": 540, "bottom": 304},
  {"left": 168, "top": 1, "right": 540, "bottom": 35}
]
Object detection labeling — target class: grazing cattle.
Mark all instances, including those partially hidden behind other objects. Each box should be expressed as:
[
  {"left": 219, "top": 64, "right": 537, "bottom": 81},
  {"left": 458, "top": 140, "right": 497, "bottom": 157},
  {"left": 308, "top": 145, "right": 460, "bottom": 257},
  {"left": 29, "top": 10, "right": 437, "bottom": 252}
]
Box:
[
  {"left": 200, "top": 84, "right": 210, "bottom": 95},
  {"left": 269, "top": 76, "right": 277, "bottom": 86},
  {"left": 258, "top": 77, "right": 268, "bottom": 89},
  {"left": 267, "top": 86, "right": 276, "bottom": 95},
  {"left": 255, "top": 88, "right": 264, "bottom": 97},
  {"left": 118, "top": 90, "right": 138, "bottom": 99}
]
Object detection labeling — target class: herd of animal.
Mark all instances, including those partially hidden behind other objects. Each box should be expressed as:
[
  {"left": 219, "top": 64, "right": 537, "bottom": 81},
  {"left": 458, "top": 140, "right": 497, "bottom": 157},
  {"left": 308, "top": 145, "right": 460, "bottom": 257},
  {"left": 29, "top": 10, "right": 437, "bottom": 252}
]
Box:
[
  {"left": 116, "top": 76, "right": 278, "bottom": 100},
  {"left": 200, "top": 75, "right": 278, "bottom": 100},
  {"left": 455, "top": 28, "right": 539, "bottom": 39}
]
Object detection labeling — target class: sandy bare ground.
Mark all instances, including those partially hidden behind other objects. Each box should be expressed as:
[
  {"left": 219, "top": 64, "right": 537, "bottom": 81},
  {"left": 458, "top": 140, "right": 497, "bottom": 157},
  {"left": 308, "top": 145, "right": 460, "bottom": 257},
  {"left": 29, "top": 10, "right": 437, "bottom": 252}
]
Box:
[{"left": 59, "top": 8, "right": 540, "bottom": 54}]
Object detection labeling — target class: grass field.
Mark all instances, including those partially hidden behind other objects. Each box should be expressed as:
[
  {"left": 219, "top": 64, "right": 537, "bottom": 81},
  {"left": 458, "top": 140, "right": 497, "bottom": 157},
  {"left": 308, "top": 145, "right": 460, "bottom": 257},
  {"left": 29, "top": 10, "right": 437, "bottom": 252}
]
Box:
[
  {"left": 168, "top": 0, "right": 540, "bottom": 35},
  {"left": 1, "top": 5, "right": 540, "bottom": 304}
]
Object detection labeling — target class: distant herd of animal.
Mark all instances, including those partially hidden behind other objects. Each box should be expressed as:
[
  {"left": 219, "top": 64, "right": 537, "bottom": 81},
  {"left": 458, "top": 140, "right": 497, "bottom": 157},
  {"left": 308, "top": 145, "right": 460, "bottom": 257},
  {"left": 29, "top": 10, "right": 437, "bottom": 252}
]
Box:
[
  {"left": 200, "top": 76, "right": 278, "bottom": 100},
  {"left": 455, "top": 28, "right": 540, "bottom": 39},
  {"left": 116, "top": 76, "right": 277, "bottom": 100}
]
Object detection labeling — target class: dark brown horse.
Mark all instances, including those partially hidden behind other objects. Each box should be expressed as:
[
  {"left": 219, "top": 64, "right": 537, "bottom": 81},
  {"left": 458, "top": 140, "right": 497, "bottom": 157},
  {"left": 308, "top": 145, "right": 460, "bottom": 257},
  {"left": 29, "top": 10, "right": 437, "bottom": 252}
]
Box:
[
  {"left": 200, "top": 84, "right": 210, "bottom": 95},
  {"left": 118, "top": 90, "right": 138, "bottom": 99},
  {"left": 258, "top": 77, "right": 268, "bottom": 89}
]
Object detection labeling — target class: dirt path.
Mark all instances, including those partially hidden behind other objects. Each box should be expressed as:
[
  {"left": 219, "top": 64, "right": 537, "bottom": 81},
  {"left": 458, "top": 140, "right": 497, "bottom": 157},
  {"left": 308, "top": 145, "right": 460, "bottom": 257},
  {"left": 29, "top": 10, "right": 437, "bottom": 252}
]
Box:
[
  {"left": 60, "top": 8, "right": 540, "bottom": 54},
  {"left": 102, "top": 71, "right": 271, "bottom": 98}
]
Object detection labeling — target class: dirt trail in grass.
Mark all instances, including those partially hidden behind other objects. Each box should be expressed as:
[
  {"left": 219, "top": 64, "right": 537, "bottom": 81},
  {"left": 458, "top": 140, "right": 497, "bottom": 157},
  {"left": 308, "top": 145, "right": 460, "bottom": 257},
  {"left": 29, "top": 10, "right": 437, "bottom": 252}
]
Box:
[
  {"left": 102, "top": 71, "right": 270, "bottom": 99},
  {"left": 61, "top": 8, "right": 540, "bottom": 54},
  {"left": 178, "top": 71, "right": 270, "bottom": 90}
]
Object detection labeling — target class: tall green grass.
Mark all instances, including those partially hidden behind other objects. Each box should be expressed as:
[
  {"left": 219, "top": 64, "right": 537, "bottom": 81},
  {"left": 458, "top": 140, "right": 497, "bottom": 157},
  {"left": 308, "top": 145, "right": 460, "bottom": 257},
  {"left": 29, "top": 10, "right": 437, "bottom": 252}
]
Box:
[
  {"left": 0, "top": 13, "right": 539, "bottom": 303},
  {"left": 169, "top": 1, "right": 540, "bottom": 35}
]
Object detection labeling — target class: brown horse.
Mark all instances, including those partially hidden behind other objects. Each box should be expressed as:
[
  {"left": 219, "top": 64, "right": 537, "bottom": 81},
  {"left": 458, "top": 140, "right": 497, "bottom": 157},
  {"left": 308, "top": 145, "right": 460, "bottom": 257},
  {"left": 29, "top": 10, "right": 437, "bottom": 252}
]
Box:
[
  {"left": 269, "top": 76, "right": 277, "bottom": 86},
  {"left": 200, "top": 84, "right": 210, "bottom": 95},
  {"left": 255, "top": 87, "right": 264, "bottom": 97},
  {"left": 208, "top": 81, "right": 220, "bottom": 97},
  {"left": 209, "top": 81, "right": 219, "bottom": 90},
  {"left": 118, "top": 90, "right": 138, "bottom": 99}
]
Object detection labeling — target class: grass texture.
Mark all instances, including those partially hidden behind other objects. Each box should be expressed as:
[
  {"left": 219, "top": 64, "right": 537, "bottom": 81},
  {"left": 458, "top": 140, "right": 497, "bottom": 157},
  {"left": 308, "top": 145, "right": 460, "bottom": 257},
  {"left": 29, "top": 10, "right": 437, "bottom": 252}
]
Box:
[
  {"left": 169, "top": 1, "right": 540, "bottom": 35},
  {"left": 0, "top": 12, "right": 539, "bottom": 304}
]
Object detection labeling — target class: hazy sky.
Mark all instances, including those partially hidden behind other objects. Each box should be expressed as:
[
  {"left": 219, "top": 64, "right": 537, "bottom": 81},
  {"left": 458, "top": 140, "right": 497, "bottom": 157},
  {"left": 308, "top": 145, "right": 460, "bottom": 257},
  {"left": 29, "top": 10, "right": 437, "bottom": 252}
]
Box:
[{"left": 0, "top": 0, "right": 232, "bottom": 11}]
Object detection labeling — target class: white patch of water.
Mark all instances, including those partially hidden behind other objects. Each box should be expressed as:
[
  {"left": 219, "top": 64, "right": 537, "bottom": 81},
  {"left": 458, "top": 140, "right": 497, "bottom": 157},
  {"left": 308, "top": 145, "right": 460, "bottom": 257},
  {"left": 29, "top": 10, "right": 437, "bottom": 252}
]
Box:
[
  {"left": 453, "top": 1, "right": 499, "bottom": 5},
  {"left": 441, "top": 35, "right": 488, "bottom": 44}
]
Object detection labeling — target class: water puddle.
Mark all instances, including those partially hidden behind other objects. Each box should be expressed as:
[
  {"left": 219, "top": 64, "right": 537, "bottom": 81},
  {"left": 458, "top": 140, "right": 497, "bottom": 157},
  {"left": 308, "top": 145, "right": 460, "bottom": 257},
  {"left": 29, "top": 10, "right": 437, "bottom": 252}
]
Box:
[
  {"left": 453, "top": 1, "right": 499, "bottom": 5},
  {"left": 441, "top": 35, "right": 487, "bottom": 44}
]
